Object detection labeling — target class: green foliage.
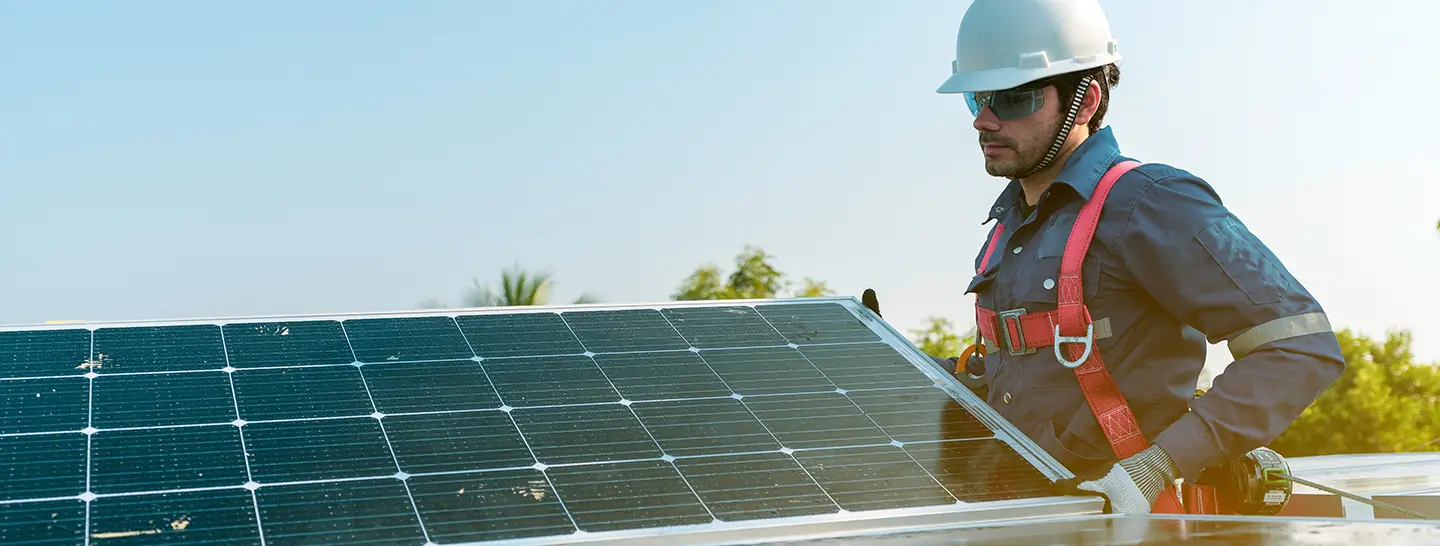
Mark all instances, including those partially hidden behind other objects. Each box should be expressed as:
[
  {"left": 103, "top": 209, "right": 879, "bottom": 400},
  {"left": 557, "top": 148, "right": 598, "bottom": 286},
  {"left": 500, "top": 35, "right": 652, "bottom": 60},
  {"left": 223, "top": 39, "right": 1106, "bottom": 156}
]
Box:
[
  {"left": 1268, "top": 328, "right": 1440, "bottom": 456},
  {"left": 421, "top": 264, "right": 599, "bottom": 308},
  {"left": 465, "top": 266, "right": 552, "bottom": 307},
  {"left": 673, "top": 245, "right": 836, "bottom": 300},
  {"left": 725, "top": 246, "right": 786, "bottom": 299},
  {"left": 676, "top": 246, "right": 980, "bottom": 359},
  {"left": 671, "top": 265, "right": 728, "bottom": 301},
  {"left": 796, "top": 278, "right": 834, "bottom": 298},
  {"left": 908, "top": 316, "right": 977, "bottom": 358}
]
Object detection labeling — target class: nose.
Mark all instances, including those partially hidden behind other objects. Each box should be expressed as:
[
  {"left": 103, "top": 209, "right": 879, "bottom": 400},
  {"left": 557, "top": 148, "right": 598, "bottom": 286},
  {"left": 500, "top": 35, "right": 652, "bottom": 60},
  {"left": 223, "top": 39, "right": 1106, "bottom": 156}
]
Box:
[{"left": 972, "top": 107, "right": 1001, "bottom": 132}]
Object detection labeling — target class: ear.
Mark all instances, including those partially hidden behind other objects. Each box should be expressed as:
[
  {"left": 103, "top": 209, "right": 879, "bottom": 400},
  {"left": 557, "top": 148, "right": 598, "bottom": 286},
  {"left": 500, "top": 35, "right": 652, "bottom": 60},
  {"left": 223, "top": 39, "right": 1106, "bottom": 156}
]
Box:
[{"left": 1072, "top": 78, "right": 1104, "bottom": 128}]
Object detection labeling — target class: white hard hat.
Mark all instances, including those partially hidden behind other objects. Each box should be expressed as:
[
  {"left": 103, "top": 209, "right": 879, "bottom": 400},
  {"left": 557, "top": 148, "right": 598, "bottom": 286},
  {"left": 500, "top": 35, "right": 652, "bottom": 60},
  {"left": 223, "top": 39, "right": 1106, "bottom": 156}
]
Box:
[{"left": 937, "top": 0, "right": 1122, "bottom": 94}]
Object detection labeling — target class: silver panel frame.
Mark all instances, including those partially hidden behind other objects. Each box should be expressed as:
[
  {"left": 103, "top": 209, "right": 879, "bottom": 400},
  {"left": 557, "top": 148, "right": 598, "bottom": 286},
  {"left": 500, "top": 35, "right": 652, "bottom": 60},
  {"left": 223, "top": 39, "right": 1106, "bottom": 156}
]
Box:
[
  {"left": 832, "top": 296, "right": 1076, "bottom": 482},
  {"left": 0, "top": 295, "right": 1101, "bottom": 545},
  {"left": 463, "top": 497, "right": 1103, "bottom": 546}
]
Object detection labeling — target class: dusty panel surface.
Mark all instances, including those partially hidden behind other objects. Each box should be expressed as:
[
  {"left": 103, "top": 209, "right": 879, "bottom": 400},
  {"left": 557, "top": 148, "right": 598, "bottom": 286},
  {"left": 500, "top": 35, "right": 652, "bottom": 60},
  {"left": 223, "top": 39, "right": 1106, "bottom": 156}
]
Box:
[{"left": 0, "top": 300, "right": 1065, "bottom": 545}]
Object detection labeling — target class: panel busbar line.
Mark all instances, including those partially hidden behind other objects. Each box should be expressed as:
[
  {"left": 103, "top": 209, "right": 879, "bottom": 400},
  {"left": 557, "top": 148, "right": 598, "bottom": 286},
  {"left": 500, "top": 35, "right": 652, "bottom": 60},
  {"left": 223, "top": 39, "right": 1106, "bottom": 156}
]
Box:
[{"left": 0, "top": 299, "right": 1066, "bottom": 546}]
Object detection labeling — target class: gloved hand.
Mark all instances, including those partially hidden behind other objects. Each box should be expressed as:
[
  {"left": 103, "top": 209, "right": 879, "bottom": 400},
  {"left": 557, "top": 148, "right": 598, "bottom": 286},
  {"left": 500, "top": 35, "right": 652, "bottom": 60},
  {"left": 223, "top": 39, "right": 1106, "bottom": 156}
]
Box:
[
  {"left": 1054, "top": 444, "right": 1181, "bottom": 515},
  {"left": 954, "top": 353, "right": 987, "bottom": 392},
  {"left": 932, "top": 355, "right": 960, "bottom": 374}
]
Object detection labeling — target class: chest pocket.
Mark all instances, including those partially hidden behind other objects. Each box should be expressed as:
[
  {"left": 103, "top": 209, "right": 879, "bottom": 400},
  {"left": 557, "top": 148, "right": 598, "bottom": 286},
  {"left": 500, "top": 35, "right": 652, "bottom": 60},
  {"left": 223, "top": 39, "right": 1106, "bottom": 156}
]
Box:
[{"left": 1012, "top": 212, "right": 1103, "bottom": 309}]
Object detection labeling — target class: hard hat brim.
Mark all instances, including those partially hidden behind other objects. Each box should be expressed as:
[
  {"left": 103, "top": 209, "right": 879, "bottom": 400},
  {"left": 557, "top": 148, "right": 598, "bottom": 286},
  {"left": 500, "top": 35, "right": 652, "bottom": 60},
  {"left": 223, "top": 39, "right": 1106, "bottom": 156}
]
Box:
[{"left": 935, "top": 55, "right": 1121, "bottom": 94}]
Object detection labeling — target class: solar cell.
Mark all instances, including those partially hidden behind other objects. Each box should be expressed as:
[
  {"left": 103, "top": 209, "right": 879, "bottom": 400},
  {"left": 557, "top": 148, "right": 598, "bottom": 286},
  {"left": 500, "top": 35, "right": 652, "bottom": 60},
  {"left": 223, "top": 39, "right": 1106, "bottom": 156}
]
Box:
[{"left": 0, "top": 297, "right": 1076, "bottom": 545}]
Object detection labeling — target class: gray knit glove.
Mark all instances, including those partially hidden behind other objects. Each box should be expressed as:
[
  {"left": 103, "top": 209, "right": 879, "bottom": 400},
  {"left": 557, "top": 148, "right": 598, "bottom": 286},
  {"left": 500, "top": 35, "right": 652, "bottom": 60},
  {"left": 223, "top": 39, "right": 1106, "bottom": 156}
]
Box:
[{"left": 1069, "top": 444, "right": 1181, "bottom": 514}]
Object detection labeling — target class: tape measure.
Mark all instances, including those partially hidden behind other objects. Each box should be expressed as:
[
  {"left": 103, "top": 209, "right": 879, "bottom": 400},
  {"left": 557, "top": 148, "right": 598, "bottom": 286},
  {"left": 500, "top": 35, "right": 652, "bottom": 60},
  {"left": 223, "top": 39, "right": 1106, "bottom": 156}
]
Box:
[
  {"left": 1200, "top": 446, "right": 1293, "bottom": 516},
  {"left": 1201, "top": 446, "right": 1434, "bottom": 520}
]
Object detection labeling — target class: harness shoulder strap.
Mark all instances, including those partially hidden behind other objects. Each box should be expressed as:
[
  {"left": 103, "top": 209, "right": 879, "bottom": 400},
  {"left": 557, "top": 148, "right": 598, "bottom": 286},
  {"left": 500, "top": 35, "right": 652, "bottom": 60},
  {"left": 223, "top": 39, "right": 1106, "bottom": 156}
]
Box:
[
  {"left": 977, "top": 221, "right": 1006, "bottom": 274},
  {"left": 1057, "top": 160, "right": 1149, "bottom": 458},
  {"left": 1060, "top": 160, "right": 1194, "bottom": 515}
]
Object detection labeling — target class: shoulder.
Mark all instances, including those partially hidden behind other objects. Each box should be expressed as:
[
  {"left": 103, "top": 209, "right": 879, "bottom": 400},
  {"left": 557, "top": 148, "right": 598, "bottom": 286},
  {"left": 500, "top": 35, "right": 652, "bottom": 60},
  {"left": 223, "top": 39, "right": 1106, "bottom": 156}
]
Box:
[
  {"left": 1107, "top": 161, "right": 1229, "bottom": 239},
  {"left": 1110, "top": 162, "right": 1220, "bottom": 202},
  {"left": 1131, "top": 162, "right": 1220, "bottom": 196}
]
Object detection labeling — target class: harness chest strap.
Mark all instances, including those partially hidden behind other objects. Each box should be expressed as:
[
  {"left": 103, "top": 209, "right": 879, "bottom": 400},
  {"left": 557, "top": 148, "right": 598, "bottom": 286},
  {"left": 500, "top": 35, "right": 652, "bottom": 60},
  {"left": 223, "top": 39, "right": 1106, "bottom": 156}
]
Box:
[{"left": 976, "top": 307, "right": 1113, "bottom": 354}]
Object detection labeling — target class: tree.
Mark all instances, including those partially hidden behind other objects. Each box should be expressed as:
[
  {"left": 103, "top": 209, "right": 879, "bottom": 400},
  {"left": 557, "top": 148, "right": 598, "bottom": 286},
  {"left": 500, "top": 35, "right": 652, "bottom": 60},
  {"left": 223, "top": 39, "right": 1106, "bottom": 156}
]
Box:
[
  {"left": 908, "top": 316, "right": 977, "bottom": 359},
  {"left": 796, "top": 278, "right": 834, "bottom": 297},
  {"left": 673, "top": 245, "right": 836, "bottom": 300},
  {"left": 421, "top": 264, "right": 599, "bottom": 308},
  {"left": 464, "top": 266, "right": 551, "bottom": 307},
  {"left": 1267, "top": 328, "right": 1440, "bottom": 457}
]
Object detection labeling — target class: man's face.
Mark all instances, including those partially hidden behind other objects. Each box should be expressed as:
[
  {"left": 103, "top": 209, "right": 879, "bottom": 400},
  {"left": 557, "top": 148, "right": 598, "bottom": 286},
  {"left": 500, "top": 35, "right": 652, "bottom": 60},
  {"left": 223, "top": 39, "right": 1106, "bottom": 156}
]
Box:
[{"left": 972, "top": 85, "right": 1062, "bottom": 178}]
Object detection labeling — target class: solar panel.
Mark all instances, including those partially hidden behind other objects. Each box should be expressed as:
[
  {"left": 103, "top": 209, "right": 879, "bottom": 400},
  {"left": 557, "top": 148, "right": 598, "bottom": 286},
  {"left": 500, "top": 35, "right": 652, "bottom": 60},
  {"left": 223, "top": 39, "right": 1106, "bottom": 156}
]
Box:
[{"left": 0, "top": 297, "right": 1083, "bottom": 545}]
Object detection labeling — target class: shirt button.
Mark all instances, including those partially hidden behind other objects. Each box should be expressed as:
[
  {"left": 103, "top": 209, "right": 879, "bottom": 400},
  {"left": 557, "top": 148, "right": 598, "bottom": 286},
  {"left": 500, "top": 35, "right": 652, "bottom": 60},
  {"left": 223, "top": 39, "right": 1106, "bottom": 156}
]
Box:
[
  {"left": 1003, "top": 392, "right": 1013, "bottom": 404},
  {"left": 1012, "top": 246, "right": 1022, "bottom": 254},
  {"left": 1044, "top": 278, "right": 1055, "bottom": 290}
]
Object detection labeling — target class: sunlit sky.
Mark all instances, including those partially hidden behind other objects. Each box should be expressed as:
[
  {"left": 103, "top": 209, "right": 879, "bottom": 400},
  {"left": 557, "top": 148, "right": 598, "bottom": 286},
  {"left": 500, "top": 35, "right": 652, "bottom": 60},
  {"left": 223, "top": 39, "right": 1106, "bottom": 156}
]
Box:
[{"left": 3, "top": 1, "right": 1437, "bottom": 380}]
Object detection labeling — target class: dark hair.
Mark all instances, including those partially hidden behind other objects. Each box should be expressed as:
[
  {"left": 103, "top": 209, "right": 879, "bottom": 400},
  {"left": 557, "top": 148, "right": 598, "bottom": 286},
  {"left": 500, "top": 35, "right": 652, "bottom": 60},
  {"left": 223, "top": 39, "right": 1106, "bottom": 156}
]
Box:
[{"left": 1054, "top": 63, "right": 1121, "bottom": 134}]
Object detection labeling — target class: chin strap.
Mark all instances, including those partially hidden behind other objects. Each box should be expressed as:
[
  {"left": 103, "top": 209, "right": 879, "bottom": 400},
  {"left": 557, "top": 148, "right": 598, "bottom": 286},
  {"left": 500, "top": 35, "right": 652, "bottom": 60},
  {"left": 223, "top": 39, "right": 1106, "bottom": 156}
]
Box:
[{"left": 1021, "top": 74, "right": 1094, "bottom": 178}]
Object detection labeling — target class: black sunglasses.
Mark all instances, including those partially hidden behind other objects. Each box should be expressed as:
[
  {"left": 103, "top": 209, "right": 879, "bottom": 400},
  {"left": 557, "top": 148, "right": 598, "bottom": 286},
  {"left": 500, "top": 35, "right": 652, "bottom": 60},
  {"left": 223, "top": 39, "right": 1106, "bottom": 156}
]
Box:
[{"left": 964, "top": 78, "right": 1058, "bottom": 121}]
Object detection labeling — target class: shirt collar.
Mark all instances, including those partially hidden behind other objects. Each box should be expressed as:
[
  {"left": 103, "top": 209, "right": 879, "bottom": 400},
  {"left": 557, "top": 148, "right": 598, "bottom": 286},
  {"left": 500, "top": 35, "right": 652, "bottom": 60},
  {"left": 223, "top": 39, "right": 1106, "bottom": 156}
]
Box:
[
  {"left": 983, "top": 180, "right": 1025, "bottom": 224},
  {"left": 983, "top": 126, "right": 1124, "bottom": 223}
]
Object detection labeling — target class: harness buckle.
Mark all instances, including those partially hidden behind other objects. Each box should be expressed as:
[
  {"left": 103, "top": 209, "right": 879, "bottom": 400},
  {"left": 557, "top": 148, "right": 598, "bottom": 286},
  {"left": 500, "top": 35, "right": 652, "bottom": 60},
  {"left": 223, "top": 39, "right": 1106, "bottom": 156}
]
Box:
[
  {"left": 1053, "top": 323, "right": 1094, "bottom": 368},
  {"left": 996, "top": 309, "right": 1034, "bottom": 355}
]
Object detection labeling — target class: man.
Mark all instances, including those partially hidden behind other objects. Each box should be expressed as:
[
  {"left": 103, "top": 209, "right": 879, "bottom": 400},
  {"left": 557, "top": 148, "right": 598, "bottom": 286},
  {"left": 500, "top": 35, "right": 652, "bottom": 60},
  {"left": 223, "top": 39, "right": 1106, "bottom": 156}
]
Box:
[{"left": 867, "top": 0, "right": 1345, "bottom": 514}]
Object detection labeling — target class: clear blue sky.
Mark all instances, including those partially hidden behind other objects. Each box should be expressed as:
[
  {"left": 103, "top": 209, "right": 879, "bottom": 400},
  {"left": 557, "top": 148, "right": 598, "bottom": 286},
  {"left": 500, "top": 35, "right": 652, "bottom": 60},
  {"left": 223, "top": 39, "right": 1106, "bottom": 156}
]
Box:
[{"left": 3, "top": 1, "right": 1437, "bottom": 378}]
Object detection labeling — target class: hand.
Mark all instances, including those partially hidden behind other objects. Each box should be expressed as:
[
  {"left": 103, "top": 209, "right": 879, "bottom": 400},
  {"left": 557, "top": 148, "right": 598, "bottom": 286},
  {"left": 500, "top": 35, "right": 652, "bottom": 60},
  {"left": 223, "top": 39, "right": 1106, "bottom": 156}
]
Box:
[
  {"left": 1053, "top": 444, "right": 1180, "bottom": 515},
  {"left": 1058, "top": 462, "right": 1154, "bottom": 515},
  {"left": 956, "top": 344, "right": 987, "bottom": 392},
  {"left": 931, "top": 355, "right": 959, "bottom": 374}
]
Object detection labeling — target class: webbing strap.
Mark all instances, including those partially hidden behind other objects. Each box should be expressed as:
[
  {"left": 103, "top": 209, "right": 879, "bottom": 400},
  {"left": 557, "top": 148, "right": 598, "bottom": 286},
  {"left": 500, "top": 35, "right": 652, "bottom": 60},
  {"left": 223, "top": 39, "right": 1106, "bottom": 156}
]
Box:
[
  {"left": 1055, "top": 160, "right": 1193, "bottom": 515},
  {"left": 972, "top": 222, "right": 1007, "bottom": 347},
  {"left": 976, "top": 308, "right": 1113, "bottom": 352},
  {"left": 1057, "top": 160, "right": 1147, "bottom": 459},
  {"left": 977, "top": 222, "right": 1006, "bottom": 274}
]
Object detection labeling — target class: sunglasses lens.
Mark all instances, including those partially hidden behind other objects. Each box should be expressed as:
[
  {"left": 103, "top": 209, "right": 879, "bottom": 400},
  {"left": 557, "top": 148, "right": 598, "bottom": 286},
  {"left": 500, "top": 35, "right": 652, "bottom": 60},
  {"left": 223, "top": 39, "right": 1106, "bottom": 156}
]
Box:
[
  {"left": 990, "top": 88, "right": 1044, "bottom": 121},
  {"left": 964, "top": 92, "right": 983, "bottom": 117},
  {"left": 963, "top": 87, "right": 1044, "bottom": 120}
]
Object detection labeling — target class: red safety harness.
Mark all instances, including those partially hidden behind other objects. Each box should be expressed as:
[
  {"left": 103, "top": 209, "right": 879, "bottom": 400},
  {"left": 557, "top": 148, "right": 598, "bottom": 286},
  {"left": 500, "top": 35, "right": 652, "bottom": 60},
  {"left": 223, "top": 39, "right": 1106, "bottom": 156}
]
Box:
[{"left": 971, "top": 160, "right": 1218, "bottom": 515}]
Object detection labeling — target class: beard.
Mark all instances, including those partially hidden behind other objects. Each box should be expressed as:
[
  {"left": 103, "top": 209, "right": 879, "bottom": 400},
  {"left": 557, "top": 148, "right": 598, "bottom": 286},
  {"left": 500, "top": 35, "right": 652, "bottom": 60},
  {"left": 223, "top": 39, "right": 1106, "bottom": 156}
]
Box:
[{"left": 979, "top": 114, "right": 1061, "bottom": 178}]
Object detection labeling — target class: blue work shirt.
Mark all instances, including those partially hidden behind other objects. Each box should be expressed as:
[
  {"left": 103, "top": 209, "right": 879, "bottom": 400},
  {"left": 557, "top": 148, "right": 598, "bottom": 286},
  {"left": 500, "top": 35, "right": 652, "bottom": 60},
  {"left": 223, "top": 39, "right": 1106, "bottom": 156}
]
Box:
[{"left": 966, "top": 127, "right": 1345, "bottom": 482}]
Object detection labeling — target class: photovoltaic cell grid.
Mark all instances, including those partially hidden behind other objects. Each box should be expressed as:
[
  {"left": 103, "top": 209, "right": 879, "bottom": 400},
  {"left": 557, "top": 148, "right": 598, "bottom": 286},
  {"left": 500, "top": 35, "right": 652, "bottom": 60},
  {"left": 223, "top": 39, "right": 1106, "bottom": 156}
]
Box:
[{"left": 0, "top": 301, "right": 1059, "bottom": 545}]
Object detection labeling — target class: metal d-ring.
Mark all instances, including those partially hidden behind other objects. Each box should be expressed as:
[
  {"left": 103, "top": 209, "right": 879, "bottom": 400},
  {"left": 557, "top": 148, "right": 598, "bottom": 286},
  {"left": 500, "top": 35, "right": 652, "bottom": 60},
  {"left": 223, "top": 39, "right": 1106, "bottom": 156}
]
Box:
[{"left": 1053, "top": 323, "right": 1094, "bottom": 368}]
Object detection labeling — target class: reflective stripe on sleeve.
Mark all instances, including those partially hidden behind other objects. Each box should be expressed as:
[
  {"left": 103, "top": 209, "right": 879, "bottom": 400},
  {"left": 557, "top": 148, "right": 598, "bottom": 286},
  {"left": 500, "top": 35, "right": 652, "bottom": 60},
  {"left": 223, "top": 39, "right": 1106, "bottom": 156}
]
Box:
[{"left": 1228, "top": 312, "right": 1333, "bottom": 359}]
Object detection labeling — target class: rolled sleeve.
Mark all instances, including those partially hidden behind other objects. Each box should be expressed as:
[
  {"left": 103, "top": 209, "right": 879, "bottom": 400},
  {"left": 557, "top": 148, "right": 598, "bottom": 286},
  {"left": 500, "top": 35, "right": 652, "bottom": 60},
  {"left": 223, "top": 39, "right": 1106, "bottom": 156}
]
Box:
[{"left": 1117, "top": 167, "right": 1346, "bottom": 481}]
